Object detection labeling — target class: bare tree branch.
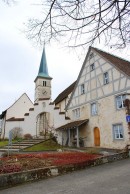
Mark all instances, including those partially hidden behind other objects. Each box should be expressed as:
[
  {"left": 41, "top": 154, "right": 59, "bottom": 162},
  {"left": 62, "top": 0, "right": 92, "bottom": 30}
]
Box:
[
  {"left": 2, "top": 0, "right": 15, "bottom": 4},
  {"left": 26, "top": 0, "right": 130, "bottom": 49}
]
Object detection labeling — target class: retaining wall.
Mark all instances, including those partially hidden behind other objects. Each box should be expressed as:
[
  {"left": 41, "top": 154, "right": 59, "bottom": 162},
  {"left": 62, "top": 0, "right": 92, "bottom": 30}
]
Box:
[{"left": 0, "top": 151, "right": 129, "bottom": 190}]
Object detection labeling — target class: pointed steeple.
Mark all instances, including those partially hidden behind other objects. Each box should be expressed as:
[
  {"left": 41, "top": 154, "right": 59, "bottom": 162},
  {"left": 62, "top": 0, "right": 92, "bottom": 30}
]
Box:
[
  {"left": 35, "top": 47, "right": 52, "bottom": 81},
  {"left": 38, "top": 48, "right": 49, "bottom": 78}
]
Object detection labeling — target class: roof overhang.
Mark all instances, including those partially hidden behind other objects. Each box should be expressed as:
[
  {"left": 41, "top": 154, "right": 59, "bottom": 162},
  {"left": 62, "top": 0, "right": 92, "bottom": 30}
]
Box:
[
  {"left": 0, "top": 110, "right": 7, "bottom": 119},
  {"left": 34, "top": 75, "right": 52, "bottom": 82},
  {"left": 56, "top": 119, "right": 89, "bottom": 131},
  {"left": 6, "top": 117, "right": 24, "bottom": 121}
]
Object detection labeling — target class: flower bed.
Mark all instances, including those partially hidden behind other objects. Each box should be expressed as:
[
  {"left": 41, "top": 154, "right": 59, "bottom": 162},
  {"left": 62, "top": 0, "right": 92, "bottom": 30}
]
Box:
[{"left": 0, "top": 152, "right": 100, "bottom": 174}]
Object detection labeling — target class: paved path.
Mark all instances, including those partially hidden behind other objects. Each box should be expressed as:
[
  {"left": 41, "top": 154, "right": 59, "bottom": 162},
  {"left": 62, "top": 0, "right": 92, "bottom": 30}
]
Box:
[{"left": 1, "top": 158, "right": 130, "bottom": 194}]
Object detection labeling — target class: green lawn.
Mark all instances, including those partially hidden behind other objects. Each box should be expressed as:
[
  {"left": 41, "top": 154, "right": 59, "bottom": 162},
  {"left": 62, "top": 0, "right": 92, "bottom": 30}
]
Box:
[
  {"left": 24, "top": 139, "right": 63, "bottom": 151},
  {"left": 0, "top": 140, "right": 17, "bottom": 147},
  {"left": 0, "top": 140, "right": 9, "bottom": 147}
]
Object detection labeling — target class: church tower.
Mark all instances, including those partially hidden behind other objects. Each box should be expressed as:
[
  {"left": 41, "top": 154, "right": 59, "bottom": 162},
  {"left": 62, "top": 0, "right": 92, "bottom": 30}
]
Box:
[{"left": 34, "top": 47, "right": 52, "bottom": 103}]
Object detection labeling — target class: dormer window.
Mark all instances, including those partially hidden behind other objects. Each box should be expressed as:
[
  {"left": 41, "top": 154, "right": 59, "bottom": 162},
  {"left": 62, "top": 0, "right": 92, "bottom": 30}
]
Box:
[
  {"left": 90, "top": 63, "right": 95, "bottom": 71},
  {"left": 89, "top": 53, "right": 94, "bottom": 59},
  {"left": 81, "top": 84, "right": 85, "bottom": 94},
  {"left": 43, "top": 81, "right": 46, "bottom": 86}
]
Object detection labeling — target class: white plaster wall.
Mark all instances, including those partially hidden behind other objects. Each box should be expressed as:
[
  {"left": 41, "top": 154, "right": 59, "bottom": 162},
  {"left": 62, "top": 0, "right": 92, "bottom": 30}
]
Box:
[
  {"left": 1, "top": 117, "right": 6, "bottom": 138},
  {"left": 68, "top": 94, "right": 129, "bottom": 149},
  {"left": 6, "top": 93, "right": 33, "bottom": 120},
  {"left": 5, "top": 121, "right": 24, "bottom": 138},
  {"left": 22, "top": 111, "right": 36, "bottom": 137},
  {"left": 4, "top": 98, "right": 70, "bottom": 140}
]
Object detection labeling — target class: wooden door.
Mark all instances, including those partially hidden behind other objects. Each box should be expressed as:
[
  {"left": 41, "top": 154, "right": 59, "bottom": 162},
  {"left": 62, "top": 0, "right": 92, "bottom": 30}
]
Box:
[{"left": 94, "top": 127, "right": 100, "bottom": 146}]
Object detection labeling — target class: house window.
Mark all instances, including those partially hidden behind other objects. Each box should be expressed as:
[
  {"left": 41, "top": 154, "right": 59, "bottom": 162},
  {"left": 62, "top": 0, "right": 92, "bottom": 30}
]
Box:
[
  {"left": 81, "top": 84, "right": 85, "bottom": 94},
  {"left": 91, "top": 102, "right": 97, "bottom": 115},
  {"left": 116, "top": 95, "right": 126, "bottom": 109},
  {"left": 73, "top": 108, "right": 80, "bottom": 119},
  {"left": 43, "top": 81, "right": 46, "bottom": 86},
  {"left": 103, "top": 72, "right": 109, "bottom": 84},
  {"left": 89, "top": 53, "right": 94, "bottom": 59},
  {"left": 113, "top": 124, "right": 124, "bottom": 140},
  {"left": 90, "top": 63, "right": 95, "bottom": 71}
]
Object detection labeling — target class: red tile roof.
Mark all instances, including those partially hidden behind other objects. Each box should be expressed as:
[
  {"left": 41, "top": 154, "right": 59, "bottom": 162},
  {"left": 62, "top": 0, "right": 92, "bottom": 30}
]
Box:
[{"left": 93, "top": 47, "right": 130, "bottom": 77}]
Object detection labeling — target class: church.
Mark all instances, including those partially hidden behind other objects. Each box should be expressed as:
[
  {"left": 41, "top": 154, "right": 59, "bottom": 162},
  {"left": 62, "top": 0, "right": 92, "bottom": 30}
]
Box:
[
  {"left": 1, "top": 46, "right": 130, "bottom": 150},
  {"left": 0, "top": 48, "right": 70, "bottom": 143}
]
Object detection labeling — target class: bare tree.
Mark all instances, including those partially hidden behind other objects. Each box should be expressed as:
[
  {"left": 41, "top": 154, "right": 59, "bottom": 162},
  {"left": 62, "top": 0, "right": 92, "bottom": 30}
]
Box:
[
  {"left": 10, "top": 127, "right": 23, "bottom": 140},
  {"left": 27, "top": 0, "right": 130, "bottom": 49}
]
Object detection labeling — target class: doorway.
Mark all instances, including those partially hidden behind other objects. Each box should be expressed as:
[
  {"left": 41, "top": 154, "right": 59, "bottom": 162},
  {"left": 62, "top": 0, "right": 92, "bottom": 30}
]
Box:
[{"left": 94, "top": 127, "right": 100, "bottom": 146}]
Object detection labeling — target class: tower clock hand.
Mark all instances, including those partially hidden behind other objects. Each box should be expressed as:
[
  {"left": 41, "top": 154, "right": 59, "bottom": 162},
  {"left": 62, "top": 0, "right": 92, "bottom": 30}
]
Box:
[{"left": 42, "top": 90, "right": 47, "bottom": 95}]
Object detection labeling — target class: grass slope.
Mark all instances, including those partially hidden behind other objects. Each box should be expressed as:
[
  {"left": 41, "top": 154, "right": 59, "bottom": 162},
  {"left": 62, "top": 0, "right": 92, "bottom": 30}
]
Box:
[
  {"left": 0, "top": 140, "right": 17, "bottom": 147},
  {"left": 24, "top": 139, "right": 63, "bottom": 151},
  {"left": 0, "top": 141, "right": 9, "bottom": 147}
]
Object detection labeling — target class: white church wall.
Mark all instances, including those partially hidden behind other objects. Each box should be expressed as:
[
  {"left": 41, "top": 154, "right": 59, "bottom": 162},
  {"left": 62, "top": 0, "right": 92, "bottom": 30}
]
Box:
[
  {"left": 6, "top": 94, "right": 33, "bottom": 120},
  {"left": 1, "top": 117, "right": 6, "bottom": 138},
  {"left": 23, "top": 112, "right": 36, "bottom": 137},
  {"left": 5, "top": 121, "right": 24, "bottom": 138}
]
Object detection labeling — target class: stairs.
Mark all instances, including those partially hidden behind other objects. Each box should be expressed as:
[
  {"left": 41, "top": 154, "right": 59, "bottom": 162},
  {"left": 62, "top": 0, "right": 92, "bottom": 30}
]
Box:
[{"left": 0, "top": 138, "right": 46, "bottom": 152}]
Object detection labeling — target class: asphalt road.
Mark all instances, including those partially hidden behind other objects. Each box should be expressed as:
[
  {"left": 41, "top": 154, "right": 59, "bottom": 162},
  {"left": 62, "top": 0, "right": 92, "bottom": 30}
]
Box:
[{"left": 1, "top": 158, "right": 130, "bottom": 194}]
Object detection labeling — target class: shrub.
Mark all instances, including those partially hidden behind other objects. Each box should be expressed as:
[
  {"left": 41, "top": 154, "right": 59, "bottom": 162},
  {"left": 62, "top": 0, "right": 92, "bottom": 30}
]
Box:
[
  {"left": 24, "top": 133, "right": 32, "bottom": 140},
  {"left": 0, "top": 138, "right": 8, "bottom": 141},
  {"left": 10, "top": 127, "right": 23, "bottom": 140}
]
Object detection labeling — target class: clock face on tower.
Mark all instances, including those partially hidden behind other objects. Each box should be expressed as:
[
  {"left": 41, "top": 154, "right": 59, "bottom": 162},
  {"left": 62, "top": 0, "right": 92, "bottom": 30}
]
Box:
[{"left": 42, "top": 89, "right": 47, "bottom": 95}]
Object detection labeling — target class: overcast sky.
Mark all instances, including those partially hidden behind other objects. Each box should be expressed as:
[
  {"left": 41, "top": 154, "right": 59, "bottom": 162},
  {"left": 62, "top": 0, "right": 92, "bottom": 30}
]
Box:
[
  {"left": 0, "top": 0, "right": 82, "bottom": 113},
  {"left": 0, "top": 0, "right": 130, "bottom": 114}
]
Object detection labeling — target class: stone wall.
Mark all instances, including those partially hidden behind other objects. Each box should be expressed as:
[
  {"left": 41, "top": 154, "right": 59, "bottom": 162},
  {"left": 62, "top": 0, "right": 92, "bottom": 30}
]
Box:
[{"left": 0, "top": 151, "right": 129, "bottom": 190}]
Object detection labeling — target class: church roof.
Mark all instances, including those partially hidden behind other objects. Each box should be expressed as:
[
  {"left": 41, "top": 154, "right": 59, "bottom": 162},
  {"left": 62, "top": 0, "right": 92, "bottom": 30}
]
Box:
[
  {"left": 35, "top": 48, "right": 52, "bottom": 81},
  {"left": 54, "top": 81, "right": 76, "bottom": 105}
]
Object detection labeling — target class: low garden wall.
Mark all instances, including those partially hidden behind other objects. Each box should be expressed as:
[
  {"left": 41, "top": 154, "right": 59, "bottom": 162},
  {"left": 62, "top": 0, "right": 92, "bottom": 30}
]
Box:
[{"left": 0, "top": 151, "right": 129, "bottom": 190}]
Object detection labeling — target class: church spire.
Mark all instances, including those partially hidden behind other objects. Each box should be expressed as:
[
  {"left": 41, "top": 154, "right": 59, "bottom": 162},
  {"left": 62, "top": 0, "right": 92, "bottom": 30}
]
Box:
[
  {"left": 38, "top": 48, "right": 49, "bottom": 78},
  {"left": 35, "top": 47, "right": 52, "bottom": 81}
]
